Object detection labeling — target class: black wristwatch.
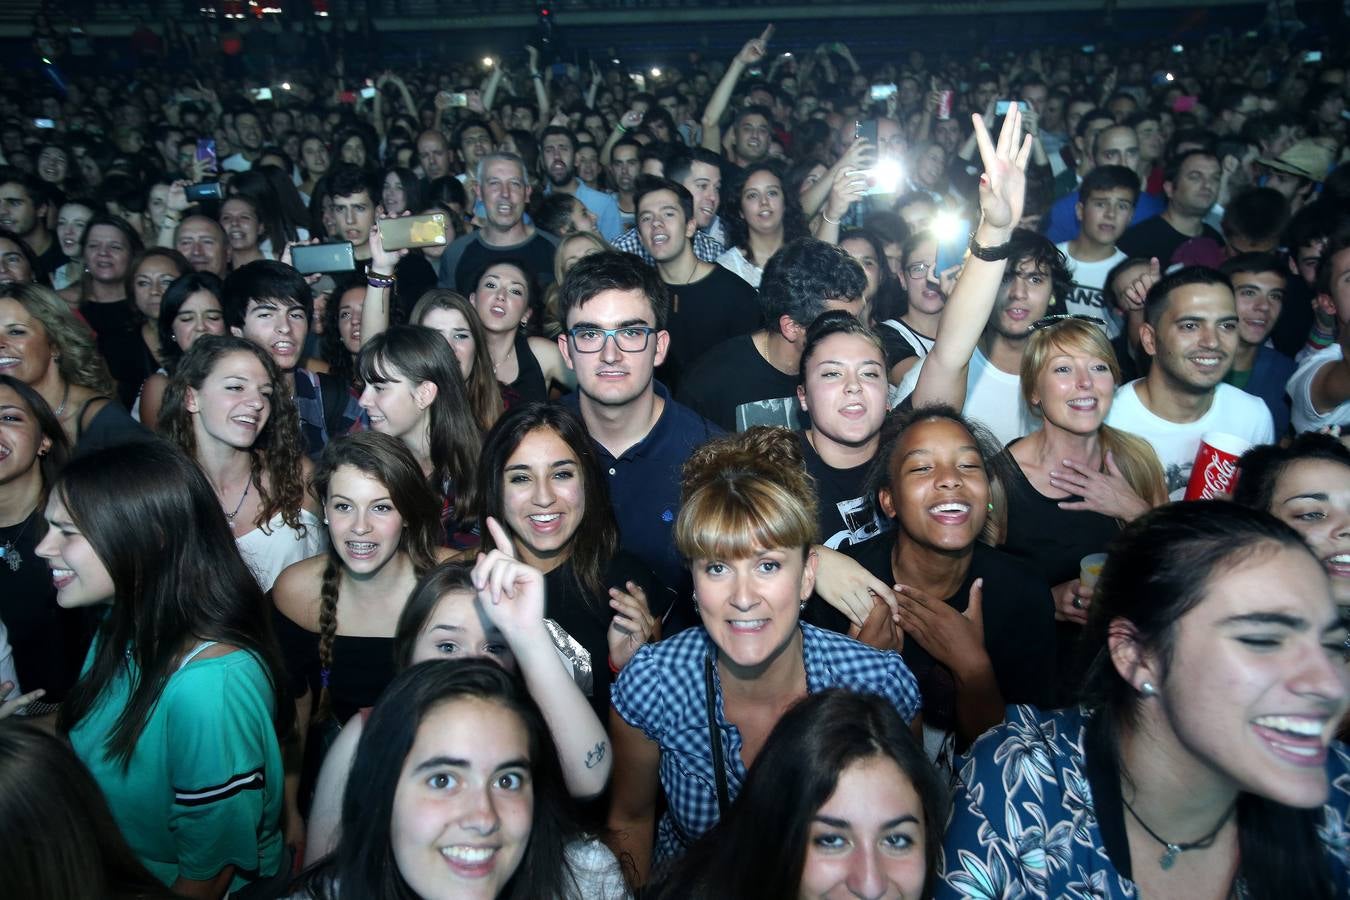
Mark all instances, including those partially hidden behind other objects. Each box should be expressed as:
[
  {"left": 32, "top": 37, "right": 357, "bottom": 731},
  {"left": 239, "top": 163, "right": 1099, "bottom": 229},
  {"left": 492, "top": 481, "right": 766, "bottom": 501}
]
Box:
[{"left": 968, "top": 233, "right": 1012, "bottom": 261}]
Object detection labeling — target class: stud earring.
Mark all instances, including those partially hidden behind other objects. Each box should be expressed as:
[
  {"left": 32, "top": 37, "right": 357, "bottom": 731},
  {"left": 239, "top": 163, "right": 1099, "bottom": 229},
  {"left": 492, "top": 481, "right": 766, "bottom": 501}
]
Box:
[
  {"left": 987, "top": 502, "right": 994, "bottom": 512},
  {"left": 1139, "top": 682, "right": 1157, "bottom": 697}
]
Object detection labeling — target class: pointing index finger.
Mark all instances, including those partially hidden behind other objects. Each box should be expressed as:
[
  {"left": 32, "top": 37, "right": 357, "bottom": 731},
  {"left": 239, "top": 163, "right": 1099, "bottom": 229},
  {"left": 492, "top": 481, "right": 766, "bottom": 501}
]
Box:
[
  {"left": 484, "top": 516, "right": 517, "bottom": 560},
  {"left": 760, "top": 24, "right": 775, "bottom": 43}
]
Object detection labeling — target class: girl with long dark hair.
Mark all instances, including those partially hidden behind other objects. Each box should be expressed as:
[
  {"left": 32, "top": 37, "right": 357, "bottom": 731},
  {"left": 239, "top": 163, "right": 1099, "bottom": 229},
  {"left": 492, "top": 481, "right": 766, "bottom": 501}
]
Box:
[
  {"left": 469, "top": 259, "right": 575, "bottom": 403},
  {"left": 36, "top": 440, "right": 292, "bottom": 897},
  {"left": 715, "top": 160, "right": 810, "bottom": 288},
  {"left": 134, "top": 271, "right": 229, "bottom": 429},
  {"left": 650, "top": 689, "right": 948, "bottom": 899},
  {"left": 0, "top": 374, "right": 82, "bottom": 718},
  {"left": 357, "top": 324, "right": 481, "bottom": 541},
  {"left": 410, "top": 289, "right": 507, "bottom": 430},
  {"left": 479, "top": 402, "right": 663, "bottom": 720},
  {"left": 0, "top": 721, "right": 176, "bottom": 899},
  {"left": 939, "top": 502, "right": 1350, "bottom": 898},
  {"left": 293, "top": 659, "right": 627, "bottom": 899},
  {"left": 304, "top": 555, "right": 615, "bottom": 865}
]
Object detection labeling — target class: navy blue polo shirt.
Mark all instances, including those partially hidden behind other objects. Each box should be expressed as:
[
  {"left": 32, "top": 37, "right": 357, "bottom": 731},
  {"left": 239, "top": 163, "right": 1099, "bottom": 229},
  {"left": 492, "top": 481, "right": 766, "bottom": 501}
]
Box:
[{"left": 563, "top": 382, "right": 721, "bottom": 610}]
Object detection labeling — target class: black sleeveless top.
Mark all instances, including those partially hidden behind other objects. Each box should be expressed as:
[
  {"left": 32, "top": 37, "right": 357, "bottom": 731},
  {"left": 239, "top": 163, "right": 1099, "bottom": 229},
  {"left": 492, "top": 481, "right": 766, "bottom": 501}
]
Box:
[{"left": 506, "top": 332, "right": 548, "bottom": 403}]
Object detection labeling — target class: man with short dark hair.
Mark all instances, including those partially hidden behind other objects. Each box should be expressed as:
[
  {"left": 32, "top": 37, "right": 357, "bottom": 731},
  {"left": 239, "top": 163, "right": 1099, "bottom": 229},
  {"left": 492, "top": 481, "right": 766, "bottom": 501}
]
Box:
[
  {"left": 557, "top": 251, "right": 719, "bottom": 601},
  {"left": 1288, "top": 231, "right": 1350, "bottom": 432},
  {"left": 1271, "top": 200, "right": 1343, "bottom": 359},
  {"left": 224, "top": 260, "right": 359, "bottom": 455},
  {"left": 633, "top": 175, "right": 760, "bottom": 387},
  {"left": 453, "top": 117, "right": 493, "bottom": 184},
  {"left": 1217, "top": 252, "right": 1295, "bottom": 434},
  {"left": 222, "top": 110, "right": 266, "bottom": 172},
  {"left": 700, "top": 26, "right": 775, "bottom": 171},
  {"left": 538, "top": 126, "right": 623, "bottom": 240},
  {"left": 678, "top": 237, "right": 867, "bottom": 431},
  {"left": 1105, "top": 266, "right": 1273, "bottom": 495},
  {"left": 0, "top": 169, "right": 60, "bottom": 279},
  {"left": 1057, "top": 165, "right": 1136, "bottom": 334},
  {"left": 327, "top": 166, "right": 378, "bottom": 262},
  {"left": 1117, "top": 150, "right": 1223, "bottom": 265},
  {"left": 611, "top": 148, "right": 726, "bottom": 263},
  {"left": 1045, "top": 125, "right": 1163, "bottom": 243},
  {"left": 436, "top": 152, "right": 559, "bottom": 294},
  {"left": 607, "top": 138, "right": 642, "bottom": 226}
]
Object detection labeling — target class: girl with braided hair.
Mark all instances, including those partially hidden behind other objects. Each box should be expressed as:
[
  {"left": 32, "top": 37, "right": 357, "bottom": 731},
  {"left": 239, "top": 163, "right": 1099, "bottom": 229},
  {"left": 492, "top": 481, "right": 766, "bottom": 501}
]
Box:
[{"left": 272, "top": 431, "right": 454, "bottom": 866}]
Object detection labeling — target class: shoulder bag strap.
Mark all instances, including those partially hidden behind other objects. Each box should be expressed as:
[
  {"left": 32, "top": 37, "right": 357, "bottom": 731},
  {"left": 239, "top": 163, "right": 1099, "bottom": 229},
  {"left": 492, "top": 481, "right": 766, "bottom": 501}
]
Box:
[{"left": 703, "top": 653, "right": 730, "bottom": 816}]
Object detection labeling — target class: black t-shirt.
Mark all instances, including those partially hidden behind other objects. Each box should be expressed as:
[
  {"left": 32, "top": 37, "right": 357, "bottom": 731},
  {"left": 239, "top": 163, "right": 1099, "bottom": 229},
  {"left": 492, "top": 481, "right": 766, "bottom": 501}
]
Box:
[
  {"left": 79, "top": 299, "right": 156, "bottom": 409},
  {"left": 0, "top": 508, "right": 96, "bottom": 703},
  {"left": 808, "top": 538, "right": 1057, "bottom": 729},
  {"left": 438, "top": 230, "right": 560, "bottom": 295},
  {"left": 35, "top": 239, "right": 66, "bottom": 284},
  {"left": 797, "top": 430, "right": 889, "bottom": 550},
  {"left": 1117, "top": 215, "right": 1222, "bottom": 267},
  {"left": 1270, "top": 278, "right": 1317, "bottom": 360},
  {"left": 676, "top": 333, "right": 799, "bottom": 432},
  {"left": 543, "top": 552, "right": 665, "bottom": 721},
  {"left": 657, "top": 264, "right": 762, "bottom": 391}
]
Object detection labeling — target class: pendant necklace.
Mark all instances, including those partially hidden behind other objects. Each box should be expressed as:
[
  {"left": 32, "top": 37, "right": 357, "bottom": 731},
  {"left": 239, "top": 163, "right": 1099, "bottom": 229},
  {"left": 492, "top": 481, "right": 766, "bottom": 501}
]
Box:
[
  {"left": 224, "top": 477, "right": 252, "bottom": 523},
  {"left": 0, "top": 510, "right": 37, "bottom": 573},
  {"left": 1122, "top": 795, "right": 1235, "bottom": 870}
]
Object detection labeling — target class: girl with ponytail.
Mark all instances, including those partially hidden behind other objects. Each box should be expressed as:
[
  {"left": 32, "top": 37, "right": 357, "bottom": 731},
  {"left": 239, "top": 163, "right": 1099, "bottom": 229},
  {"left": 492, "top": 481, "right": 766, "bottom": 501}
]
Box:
[{"left": 271, "top": 432, "right": 453, "bottom": 860}]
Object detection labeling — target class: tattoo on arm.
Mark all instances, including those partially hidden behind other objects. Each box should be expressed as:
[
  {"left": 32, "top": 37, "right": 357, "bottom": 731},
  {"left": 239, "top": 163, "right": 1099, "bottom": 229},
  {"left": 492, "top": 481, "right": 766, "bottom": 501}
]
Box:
[{"left": 585, "top": 741, "right": 608, "bottom": 769}]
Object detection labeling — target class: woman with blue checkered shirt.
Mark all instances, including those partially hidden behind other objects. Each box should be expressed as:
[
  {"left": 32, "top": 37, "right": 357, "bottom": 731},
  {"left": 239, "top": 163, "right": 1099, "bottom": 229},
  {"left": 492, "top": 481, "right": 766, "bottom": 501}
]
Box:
[{"left": 603, "top": 426, "right": 922, "bottom": 889}]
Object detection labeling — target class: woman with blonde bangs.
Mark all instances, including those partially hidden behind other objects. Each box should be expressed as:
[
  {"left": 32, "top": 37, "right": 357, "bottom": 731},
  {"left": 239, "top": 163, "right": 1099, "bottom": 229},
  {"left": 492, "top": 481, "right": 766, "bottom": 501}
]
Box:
[
  {"left": 605, "top": 426, "right": 920, "bottom": 890},
  {"left": 998, "top": 317, "right": 1164, "bottom": 701},
  {"left": 0, "top": 282, "right": 144, "bottom": 453}
]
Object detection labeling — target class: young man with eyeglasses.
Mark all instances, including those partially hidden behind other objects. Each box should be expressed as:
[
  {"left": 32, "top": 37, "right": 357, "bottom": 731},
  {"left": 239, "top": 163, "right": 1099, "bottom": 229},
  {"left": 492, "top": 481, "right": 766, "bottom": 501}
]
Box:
[{"left": 558, "top": 251, "right": 720, "bottom": 608}]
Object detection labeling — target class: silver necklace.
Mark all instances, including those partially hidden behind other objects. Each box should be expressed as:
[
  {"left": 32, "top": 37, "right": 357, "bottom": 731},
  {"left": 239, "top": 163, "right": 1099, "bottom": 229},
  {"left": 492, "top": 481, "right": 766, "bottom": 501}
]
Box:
[{"left": 223, "top": 477, "right": 251, "bottom": 523}]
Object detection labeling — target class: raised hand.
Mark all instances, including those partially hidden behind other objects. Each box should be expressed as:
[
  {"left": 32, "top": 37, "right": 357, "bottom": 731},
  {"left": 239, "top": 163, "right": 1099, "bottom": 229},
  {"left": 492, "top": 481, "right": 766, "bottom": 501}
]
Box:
[
  {"left": 620, "top": 108, "right": 643, "bottom": 130},
  {"left": 472, "top": 517, "right": 547, "bottom": 638},
  {"left": 824, "top": 164, "right": 866, "bottom": 219},
  {"left": 736, "top": 24, "right": 774, "bottom": 66},
  {"left": 367, "top": 210, "right": 408, "bottom": 273},
  {"left": 1121, "top": 256, "right": 1162, "bottom": 312},
  {"left": 607, "top": 581, "right": 657, "bottom": 670},
  {"left": 971, "top": 108, "right": 1033, "bottom": 230}
]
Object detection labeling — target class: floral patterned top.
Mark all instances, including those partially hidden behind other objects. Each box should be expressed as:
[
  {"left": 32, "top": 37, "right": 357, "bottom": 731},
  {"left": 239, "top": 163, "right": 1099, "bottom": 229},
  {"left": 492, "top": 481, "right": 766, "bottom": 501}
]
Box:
[{"left": 938, "top": 705, "right": 1350, "bottom": 899}]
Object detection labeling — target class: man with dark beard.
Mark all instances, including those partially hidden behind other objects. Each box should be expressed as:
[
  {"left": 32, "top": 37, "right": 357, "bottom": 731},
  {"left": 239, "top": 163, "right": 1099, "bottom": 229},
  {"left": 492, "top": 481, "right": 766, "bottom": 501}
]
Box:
[{"left": 539, "top": 126, "right": 623, "bottom": 241}]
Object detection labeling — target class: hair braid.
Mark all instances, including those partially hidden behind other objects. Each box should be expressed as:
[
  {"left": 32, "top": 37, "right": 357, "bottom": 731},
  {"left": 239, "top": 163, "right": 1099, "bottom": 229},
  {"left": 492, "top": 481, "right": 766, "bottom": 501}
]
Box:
[{"left": 315, "top": 553, "right": 341, "bottom": 719}]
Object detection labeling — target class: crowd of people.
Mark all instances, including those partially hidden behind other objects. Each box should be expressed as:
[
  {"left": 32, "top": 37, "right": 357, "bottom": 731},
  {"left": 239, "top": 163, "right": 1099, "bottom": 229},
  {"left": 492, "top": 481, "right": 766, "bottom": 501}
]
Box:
[{"left": 3, "top": 10, "right": 1350, "bottom": 898}]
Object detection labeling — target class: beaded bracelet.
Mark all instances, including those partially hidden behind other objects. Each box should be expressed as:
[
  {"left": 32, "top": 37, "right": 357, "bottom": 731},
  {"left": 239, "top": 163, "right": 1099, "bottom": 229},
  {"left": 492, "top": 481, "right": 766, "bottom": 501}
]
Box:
[{"left": 367, "top": 271, "right": 395, "bottom": 289}]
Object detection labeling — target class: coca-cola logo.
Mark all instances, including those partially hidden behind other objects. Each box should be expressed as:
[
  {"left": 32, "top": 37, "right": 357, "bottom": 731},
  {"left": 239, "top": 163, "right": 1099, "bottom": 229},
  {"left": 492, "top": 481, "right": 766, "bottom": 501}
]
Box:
[{"left": 1199, "top": 453, "right": 1237, "bottom": 499}]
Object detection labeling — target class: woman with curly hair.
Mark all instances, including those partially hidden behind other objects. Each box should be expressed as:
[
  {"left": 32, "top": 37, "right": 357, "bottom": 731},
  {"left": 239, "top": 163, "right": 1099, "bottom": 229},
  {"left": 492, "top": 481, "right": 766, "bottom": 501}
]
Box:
[
  {"left": 272, "top": 432, "right": 454, "bottom": 859},
  {"left": 159, "top": 334, "right": 324, "bottom": 591},
  {"left": 715, "top": 160, "right": 810, "bottom": 288},
  {"left": 0, "top": 282, "right": 144, "bottom": 453}
]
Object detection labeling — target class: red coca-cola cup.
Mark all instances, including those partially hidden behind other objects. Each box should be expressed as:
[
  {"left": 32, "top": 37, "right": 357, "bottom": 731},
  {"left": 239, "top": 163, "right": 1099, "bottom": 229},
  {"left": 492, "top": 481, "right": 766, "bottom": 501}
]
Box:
[
  {"left": 936, "top": 90, "right": 954, "bottom": 120},
  {"left": 1184, "top": 432, "right": 1252, "bottom": 501}
]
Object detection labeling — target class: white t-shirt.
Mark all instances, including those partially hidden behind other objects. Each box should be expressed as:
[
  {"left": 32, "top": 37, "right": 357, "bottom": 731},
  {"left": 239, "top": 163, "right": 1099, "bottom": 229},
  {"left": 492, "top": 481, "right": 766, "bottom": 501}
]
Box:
[
  {"left": 891, "top": 346, "right": 1038, "bottom": 448},
  {"left": 1287, "top": 344, "right": 1350, "bottom": 433},
  {"left": 1106, "top": 380, "right": 1275, "bottom": 499},
  {"left": 220, "top": 152, "right": 253, "bottom": 173},
  {"left": 1056, "top": 242, "right": 1125, "bottom": 338},
  {"left": 715, "top": 247, "right": 763, "bottom": 288}
]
